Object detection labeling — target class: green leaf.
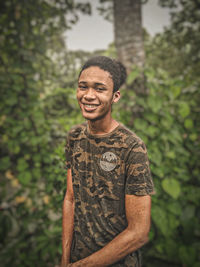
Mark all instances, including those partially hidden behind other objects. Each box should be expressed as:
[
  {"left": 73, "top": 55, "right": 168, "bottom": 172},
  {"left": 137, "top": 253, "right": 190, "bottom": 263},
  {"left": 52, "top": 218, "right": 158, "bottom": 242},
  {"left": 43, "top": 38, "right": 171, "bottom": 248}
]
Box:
[
  {"left": 171, "top": 86, "right": 181, "bottom": 98},
  {"left": 148, "top": 229, "right": 154, "bottom": 241},
  {"left": 0, "top": 156, "right": 10, "bottom": 170},
  {"left": 170, "top": 128, "right": 183, "bottom": 144},
  {"left": 161, "top": 112, "right": 174, "bottom": 129},
  {"left": 167, "top": 202, "right": 182, "bottom": 216},
  {"left": 181, "top": 204, "right": 195, "bottom": 221},
  {"left": 184, "top": 118, "right": 194, "bottom": 129},
  {"left": 6, "top": 96, "right": 18, "bottom": 106},
  {"left": 18, "top": 171, "right": 32, "bottom": 185},
  {"left": 32, "top": 168, "right": 41, "bottom": 179},
  {"left": 17, "top": 158, "right": 29, "bottom": 172},
  {"left": 179, "top": 246, "right": 196, "bottom": 266},
  {"left": 168, "top": 213, "right": 180, "bottom": 229},
  {"left": 133, "top": 118, "right": 148, "bottom": 132},
  {"left": 151, "top": 205, "right": 169, "bottom": 236},
  {"left": 151, "top": 165, "right": 165, "bottom": 178},
  {"left": 160, "top": 118, "right": 173, "bottom": 130},
  {"left": 166, "top": 151, "right": 176, "bottom": 159},
  {"left": 147, "top": 125, "right": 158, "bottom": 137},
  {"left": 162, "top": 178, "right": 181, "bottom": 199},
  {"left": 127, "top": 68, "right": 139, "bottom": 85},
  {"left": 145, "top": 113, "right": 159, "bottom": 124},
  {"left": 189, "top": 133, "right": 198, "bottom": 141},
  {"left": 165, "top": 239, "right": 178, "bottom": 259},
  {"left": 185, "top": 186, "right": 200, "bottom": 205},
  {"left": 178, "top": 102, "right": 190, "bottom": 118},
  {"left": 148, "top": 147, "right": 162, "bottom": 166},
  {"left": 13, "top": 145, "right": 20, "bottom": 154},
  {"left": 147, "top": 95, "right": 162, "bottom": 113},
  {"left": 155, "top": 243, "right": 164, "bottom": 254}
]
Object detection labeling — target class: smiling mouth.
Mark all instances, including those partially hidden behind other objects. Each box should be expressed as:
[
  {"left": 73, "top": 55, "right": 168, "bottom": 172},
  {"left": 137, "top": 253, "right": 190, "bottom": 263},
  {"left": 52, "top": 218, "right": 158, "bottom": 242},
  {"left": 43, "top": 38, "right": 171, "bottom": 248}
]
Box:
[
  {"left": 81, "top": 103, "right": 99, "bottom": 112},
  {"left": 83, "top": 104, "right": 98, "bottom": 108}
]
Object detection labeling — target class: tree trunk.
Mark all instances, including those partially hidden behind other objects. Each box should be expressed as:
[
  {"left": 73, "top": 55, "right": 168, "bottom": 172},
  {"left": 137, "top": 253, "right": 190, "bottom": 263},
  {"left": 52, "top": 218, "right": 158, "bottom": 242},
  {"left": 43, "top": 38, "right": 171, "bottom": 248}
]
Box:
[
  {"left": 113, "top": 0, "right": 145, "bottom": 74},
  {"left": 113, "top": 0, "right": 147, "bottom": 119}
]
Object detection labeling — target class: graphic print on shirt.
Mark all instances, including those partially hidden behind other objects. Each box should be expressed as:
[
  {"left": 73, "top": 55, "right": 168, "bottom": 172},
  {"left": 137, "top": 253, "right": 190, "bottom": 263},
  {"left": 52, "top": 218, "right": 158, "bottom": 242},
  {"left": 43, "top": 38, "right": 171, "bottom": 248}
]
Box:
[{"left": 100, "top": 151, "right": 118, "bottom": 171}]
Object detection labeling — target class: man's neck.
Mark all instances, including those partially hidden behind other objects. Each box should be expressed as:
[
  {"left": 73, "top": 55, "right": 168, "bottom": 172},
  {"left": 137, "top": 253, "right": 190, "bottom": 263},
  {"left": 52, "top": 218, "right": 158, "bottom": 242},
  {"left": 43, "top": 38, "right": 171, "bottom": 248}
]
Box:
[{"left": 87, "top": 117, "right": 119, "bottom": 135}]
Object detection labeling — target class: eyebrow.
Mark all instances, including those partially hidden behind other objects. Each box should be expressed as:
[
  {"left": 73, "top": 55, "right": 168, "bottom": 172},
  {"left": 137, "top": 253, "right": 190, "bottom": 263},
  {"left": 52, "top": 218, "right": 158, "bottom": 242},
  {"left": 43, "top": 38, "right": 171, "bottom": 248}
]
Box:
[{"left": 78, "top": 81, "right": 106, "bottom": 87}]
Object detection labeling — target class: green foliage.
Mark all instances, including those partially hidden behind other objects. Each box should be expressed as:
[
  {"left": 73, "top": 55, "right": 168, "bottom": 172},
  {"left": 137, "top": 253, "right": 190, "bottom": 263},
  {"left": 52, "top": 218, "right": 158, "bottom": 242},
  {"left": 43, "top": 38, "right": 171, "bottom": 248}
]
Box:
[
  {"left": 0, "top": 1, "right": 90, "bottom": 266},
  {"left": 146, "top": 0, "right": 200, "bottom": 83},
  {"left": 1, "top": 1, "right": 199, "bottom": 267},
  {"left": 142, "top": 4, "right": 200, "bottom": 264},
  {"left": 113, "top": 67, "right": 200, "bottom": 267}
]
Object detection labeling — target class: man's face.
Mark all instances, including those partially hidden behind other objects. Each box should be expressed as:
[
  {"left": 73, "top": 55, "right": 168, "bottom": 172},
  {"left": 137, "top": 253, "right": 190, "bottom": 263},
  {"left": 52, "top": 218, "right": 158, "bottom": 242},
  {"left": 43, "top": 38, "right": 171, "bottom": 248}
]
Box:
[{"left": 77, "top": 66, "right": 120, "bottom": 121}]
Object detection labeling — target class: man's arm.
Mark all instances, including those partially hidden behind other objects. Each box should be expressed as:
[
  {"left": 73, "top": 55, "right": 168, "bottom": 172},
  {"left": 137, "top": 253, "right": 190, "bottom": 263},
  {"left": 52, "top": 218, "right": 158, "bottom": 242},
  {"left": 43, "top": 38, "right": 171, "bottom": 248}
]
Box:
[
  {"left": 61, "top": 169, "right": 74, "bottom": 267},
  {"left": 71, "top": 194, "right": 151, "bottom": 267}
]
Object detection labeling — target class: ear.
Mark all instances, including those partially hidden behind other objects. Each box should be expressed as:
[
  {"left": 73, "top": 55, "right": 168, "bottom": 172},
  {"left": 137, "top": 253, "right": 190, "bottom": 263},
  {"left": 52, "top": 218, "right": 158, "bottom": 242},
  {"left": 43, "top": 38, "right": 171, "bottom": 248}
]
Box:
[{"left": 112, "top": 91, "right": 121, "bottom": 103}]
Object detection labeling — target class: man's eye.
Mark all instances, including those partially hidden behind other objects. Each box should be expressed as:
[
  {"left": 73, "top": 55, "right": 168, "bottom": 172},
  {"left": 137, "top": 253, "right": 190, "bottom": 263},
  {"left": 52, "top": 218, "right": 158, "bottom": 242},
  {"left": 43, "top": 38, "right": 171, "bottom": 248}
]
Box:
[
  {"left": 79, "top": 85, "right": 87, "bottom": 90},
  {"left": 96, "top": 87, "right": 105, "bottom": 91}
]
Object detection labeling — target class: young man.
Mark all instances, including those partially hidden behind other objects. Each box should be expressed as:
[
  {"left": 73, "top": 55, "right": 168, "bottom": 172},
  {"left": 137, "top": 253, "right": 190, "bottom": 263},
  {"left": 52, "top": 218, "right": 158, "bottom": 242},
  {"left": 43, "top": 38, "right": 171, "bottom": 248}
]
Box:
[{"left": 61, "top": 56, "right": 154, "bottom": 267}]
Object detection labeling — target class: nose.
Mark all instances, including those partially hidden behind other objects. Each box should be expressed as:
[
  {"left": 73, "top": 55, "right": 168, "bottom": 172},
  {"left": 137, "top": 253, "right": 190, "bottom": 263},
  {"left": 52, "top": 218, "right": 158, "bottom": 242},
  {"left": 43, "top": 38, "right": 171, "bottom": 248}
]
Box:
[{"left": 84, "top": 88, "right": 96, "bottom": 100}]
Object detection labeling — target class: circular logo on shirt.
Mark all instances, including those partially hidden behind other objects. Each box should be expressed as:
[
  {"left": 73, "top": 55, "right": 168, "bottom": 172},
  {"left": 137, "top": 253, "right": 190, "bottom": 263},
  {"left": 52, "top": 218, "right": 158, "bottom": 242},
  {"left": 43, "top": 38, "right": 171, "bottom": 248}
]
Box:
[{"left": 100, "top": 152, "right": 117, "bottom": 171}]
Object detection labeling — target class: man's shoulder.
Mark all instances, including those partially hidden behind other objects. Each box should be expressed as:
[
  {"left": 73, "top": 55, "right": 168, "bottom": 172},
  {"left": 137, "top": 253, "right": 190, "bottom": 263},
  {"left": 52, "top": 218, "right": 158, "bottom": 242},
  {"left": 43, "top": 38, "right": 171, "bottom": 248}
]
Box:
[
  {"left": 67, "top": 122, "right": 87, "bottom": 139},
  {"left": 118, "top": 123, "right": 144, "bottom": 147}
]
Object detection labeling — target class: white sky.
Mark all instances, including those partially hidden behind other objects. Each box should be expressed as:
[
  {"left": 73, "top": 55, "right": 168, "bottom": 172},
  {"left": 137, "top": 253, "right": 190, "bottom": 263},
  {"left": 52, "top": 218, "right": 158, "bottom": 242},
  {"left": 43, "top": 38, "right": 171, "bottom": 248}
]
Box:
[{"left": 66, "top": 0, "right": 171, "bottom": 51}]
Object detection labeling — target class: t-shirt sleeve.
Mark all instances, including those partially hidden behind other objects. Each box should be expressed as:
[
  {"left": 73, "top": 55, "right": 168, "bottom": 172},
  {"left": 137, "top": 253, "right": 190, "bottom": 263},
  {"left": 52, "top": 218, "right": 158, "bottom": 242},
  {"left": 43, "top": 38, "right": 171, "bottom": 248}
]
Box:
[
  {"left": 125, "top": 140, "right": 155, "bottom": 196},
  {"left": 64, "top": 133, "right": 72, "bottom": 169}
]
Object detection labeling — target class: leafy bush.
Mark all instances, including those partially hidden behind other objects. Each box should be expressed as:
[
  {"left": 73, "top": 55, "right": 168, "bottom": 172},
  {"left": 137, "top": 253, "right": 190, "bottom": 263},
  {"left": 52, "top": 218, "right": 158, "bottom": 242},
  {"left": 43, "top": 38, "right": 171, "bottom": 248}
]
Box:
[
  {"left": 0, "top": 1, "right": 90, "bottom": 266},
  {"left": 113, "top": 67, "right": 200, "bottom": 267}
]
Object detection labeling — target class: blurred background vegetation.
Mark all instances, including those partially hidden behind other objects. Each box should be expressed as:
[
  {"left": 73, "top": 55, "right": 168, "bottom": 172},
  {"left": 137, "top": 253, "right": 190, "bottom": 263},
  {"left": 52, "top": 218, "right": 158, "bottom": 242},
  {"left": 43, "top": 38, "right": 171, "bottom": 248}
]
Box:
[{"left": 0, "top": 0, "right": 199, "bottom": 266}]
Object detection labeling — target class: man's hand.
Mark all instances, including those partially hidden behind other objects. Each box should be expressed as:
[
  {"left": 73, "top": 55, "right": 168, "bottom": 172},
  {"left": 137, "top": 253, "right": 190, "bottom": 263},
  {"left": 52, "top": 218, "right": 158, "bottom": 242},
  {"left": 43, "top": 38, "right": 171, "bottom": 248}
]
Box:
[
  {"left": 61, "top": 194, "right": 152, "bottom": 267},
  {"left": 61, "top": 169, "right": 74, "bottom": 267}
]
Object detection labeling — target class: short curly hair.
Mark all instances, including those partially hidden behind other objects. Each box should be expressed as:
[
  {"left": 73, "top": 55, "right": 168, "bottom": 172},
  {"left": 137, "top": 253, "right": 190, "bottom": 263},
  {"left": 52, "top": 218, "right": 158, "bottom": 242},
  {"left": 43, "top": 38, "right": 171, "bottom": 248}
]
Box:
[{"left": 79, "top": 56, "right": 127, "bottom": 92}]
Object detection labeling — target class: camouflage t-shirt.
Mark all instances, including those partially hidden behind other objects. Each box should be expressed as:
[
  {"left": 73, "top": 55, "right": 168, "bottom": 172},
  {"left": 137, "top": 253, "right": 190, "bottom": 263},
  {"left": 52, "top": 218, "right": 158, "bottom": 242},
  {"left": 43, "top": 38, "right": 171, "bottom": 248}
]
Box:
[{"left": 65, "top": 122, "right": 154, "bottom": 266}]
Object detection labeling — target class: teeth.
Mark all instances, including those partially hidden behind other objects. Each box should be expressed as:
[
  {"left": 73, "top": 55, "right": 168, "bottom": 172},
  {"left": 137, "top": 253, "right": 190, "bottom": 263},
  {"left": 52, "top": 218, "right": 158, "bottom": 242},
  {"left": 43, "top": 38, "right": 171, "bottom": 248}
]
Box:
[{"left": 84, "top": 104, "right": 97, "bottom": 108}]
